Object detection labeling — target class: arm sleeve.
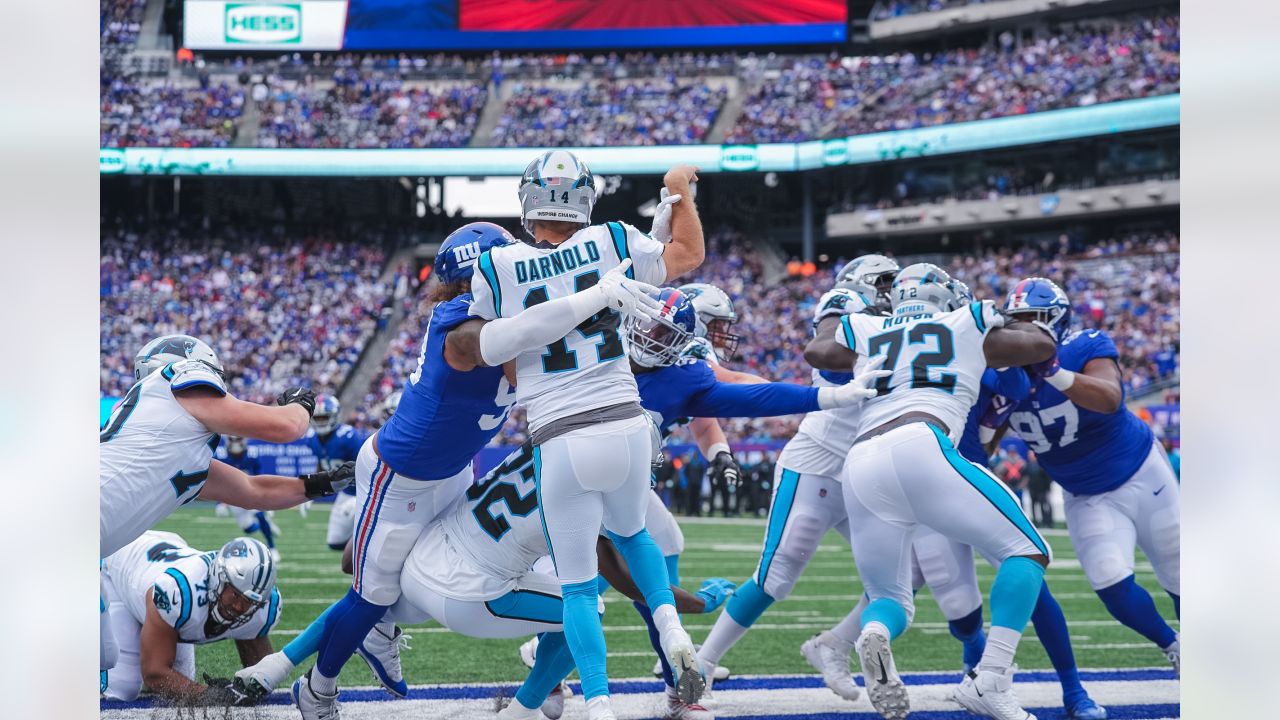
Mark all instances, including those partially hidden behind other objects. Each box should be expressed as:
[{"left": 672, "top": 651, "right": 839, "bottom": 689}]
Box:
[
  {"left": 168, "top": 360, "right": 227, "bottom": 395},
  {"left": 685, "top": 380, "right": 821, "bottom": 419},
  {"left": 608, "top": 222, "right": 667, "bottom": 286},
  {"left": 467, "top": 250, "right": 502, "bottom": 321},
  {"left": 478, "top": 285, "right": 607, "bottom": 366},
  {"left": 990, "top": 367, "right": 1032, "bottom": 402}
]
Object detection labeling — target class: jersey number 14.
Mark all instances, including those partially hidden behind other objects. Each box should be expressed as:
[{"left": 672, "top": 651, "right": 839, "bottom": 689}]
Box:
[{"left": 523, "top": 270, "right": 624, "bottom": 373}]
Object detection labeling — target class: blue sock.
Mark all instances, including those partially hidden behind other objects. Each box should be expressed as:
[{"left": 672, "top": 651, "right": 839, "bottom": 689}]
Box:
[
  {"left": 990, "top": 557, "right": 1045, "bottom": 631},
  {"left": 635, "top": 601, "right": 675, "bottom": 688},
  {"left": 724, "top": 578, "right": 775, "bottom": 627},
  {"left": 607, "top": 530, "right": 675, "bottom": 610},
  {"left": 861, "top": 598, "right": 909, "bottom": 640},
  {"left": 1030, "top": 582, "right": 1086, "bottom": 706},
  {"left": 561, "top": 578, "right": 609, "bottom": 700},
  {"left": 948, "top": 606, "right": 986, "bottom": 669},
  {"left": 243, "top": 521, "right": 261, "bottom": 533},
  {"left": 315, "top": 588, "right": 389, "bottom": 680},
  {"left": 283, "top": 602, "right": 336, "bottom": 666},
  {"left": 255, "top": 511, "right": 276, "bottom": 549},
  {"left": 1095, "top": 575, "right": 1178, "bottom": 648},
  {"left": 1169, "top": 591, "right": 1180, "bottom": 619},
  {"left": 515, "top": 632, "right": 577, "bottom": 710},
  {"left": 664, "top": 554, "right": 681, "bottom": 586}
]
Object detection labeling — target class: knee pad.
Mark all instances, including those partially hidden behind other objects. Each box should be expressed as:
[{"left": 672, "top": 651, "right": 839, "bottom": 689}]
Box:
[{"left": 759, "top": 512, "right": 825, "bottom": 600}]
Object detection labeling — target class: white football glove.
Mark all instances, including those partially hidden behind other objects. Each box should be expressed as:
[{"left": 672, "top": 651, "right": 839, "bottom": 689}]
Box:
[
  {"left": 816, "top": 355, "right": 892, "bottom": 409},
  {"left": 649, "top": 188, "right": 683, "bottom": 244},
  {"left": 597, "top": 259, "right": 664, "bottom": 320},
  {"left": 812, "top": 287, "right": 870, "bottom": 325}
]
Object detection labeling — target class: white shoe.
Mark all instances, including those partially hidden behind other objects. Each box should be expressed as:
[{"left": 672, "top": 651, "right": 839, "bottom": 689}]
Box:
[
  {"left": 270, "top": 548, "right": 282, "bottom": 563},
  {"left": 663, "top": 651, "right": 729, "bottom": 682},
  {"left": 858, "top": 629, "right": 909, "bottom": 720},
  {"left": 663, "top": 685, "right": 714, "bottom": 719},
  {"left": 233, "top": 650, "right": 294, "bottom": 698},
  {"left": 541, "top": 683, "right": 565, "bottom": 720},
  {"left": 659, "top": 626, "right": 705, "bottom": 705},
  {"left": 355, "top": 624, "right": 409, "bottom": 697},
  {"left": 291, "top": 669, "right": 341, "bottom": 720},
  {"left": 802, "top": 631, "right": 861, "bottom": 702},
  {"left": 215, "top": 503, "right": 230, "bottom": 518},
  {"left": 497, "top": 697, "right": 545, "bottom": 720},
  {"left": 1163, "top": 637, "right": 1180, "bottom": 677},
  {"left": 695, "top": 657, "right": 718, "bottom": 708},
  {"left": 519, "top": 636, "right": 539, "bottom": 669},
  {"left": 953, "top": 666, "right": 1037, "bottom": 720},
  {"left": 585, "top": 695, "right": 617, "bottom": 720}
]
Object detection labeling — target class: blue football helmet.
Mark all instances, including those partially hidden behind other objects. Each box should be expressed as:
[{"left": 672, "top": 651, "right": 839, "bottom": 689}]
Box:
[
  {"left": 1004, "top": 277, "right": 1073, "bottom": 342},
  {"left": 626, "top": 288, "right": 697, "bottom": 368},
  {"left": 311, "top": 394, "right": 340, "bottom": 436},
  {"left": 435, "top": 222, "right": 516, "bottom": 284}
]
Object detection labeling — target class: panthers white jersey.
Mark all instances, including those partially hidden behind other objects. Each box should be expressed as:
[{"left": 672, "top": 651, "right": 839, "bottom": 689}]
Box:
[
  {"left": 403, "top": 445, "right": 547, "bottom": 601},
  {"left": 469, "top": 221, "right": 666, "bottom": 431},
  {"left": 102, "top": 531, "right": 282, "bottom": 644},
  {"left": 100, "top": 361, "right": 226, "bottom": 558},
  {"left": 836, "top": 300, "right": 1003, "bottom": 444},
  {"left": 780, "top": 371, "right": 864, "bottom": 477}
]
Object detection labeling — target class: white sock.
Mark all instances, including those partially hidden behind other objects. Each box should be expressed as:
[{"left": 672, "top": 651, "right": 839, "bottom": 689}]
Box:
[
  {"left": 830, "top": 596, "right": 868, "bottom": 648},
  {"left": 309, "top": 668, "right": 338, "bottom": 695},
  {"left": 862, "top": 621, "right": 891, "bottom": 641},
  {"left": 697, "top": 613, "right": 749, "bottom": 667},
  {"left": 653, "top": 604, "right": 686, "bottom": 646},
  {"left": 261, "top": 651, "right": 296, "bottom": 687},
  {"left": 585, "top": 695, "right": 615, "bottom": 720},
  {"left": 977, "top": 626, "right": 1022, "bottom": 675}
]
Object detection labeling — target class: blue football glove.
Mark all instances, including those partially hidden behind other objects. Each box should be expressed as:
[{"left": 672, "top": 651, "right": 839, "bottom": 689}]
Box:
[{"left": 695, "top": 577, "right": 737, "bottom": 613}]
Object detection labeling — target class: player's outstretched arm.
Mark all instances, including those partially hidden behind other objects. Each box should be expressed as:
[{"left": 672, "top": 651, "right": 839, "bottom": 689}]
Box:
[
  {"left": 139, "top": 596, "right": 206, "bottom": 700},
  {"left": 175, "top": 387, "right": 312, "bottom": 443},
  {"left": 803, "top": 316, "right": 857, "bottom": 371},
  {"left": 444, "top": 259, "right": 662, "bottom": 371},
  {"left": 982, "top": 320, "right": 1057, "bottom": 368},
  {"left": 660, "top": 165, "right": 705, "bottom": 281},
  {"left": 200, "top": 459, "right": 351, "bottom": 510},
  {"left": 595, "top": 536, "right": 716, "bottom": 614}
]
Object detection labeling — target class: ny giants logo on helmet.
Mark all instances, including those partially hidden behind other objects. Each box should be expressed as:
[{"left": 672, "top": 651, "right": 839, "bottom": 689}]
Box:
[{"left": 451, "top": 241, "right": 481, "bottom": 268}]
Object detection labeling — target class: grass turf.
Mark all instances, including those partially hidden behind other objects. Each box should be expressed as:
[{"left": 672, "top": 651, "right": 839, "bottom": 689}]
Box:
[{"left": 151, "top": 504, "right": 1177, "bottom": 687}]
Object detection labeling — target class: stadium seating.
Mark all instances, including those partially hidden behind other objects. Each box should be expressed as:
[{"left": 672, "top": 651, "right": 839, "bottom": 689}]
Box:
[
  {"left": 100, "top": 76, "right": 244, "bottom": 148},
  {"left": 101, "top": 0, "right": 147, "bottom": 49},
  {"left": 873, "top": 0, "right": 996, "bottom": 20}
]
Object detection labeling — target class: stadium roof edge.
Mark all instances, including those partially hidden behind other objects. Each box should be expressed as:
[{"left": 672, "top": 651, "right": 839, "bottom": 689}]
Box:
[{"left": 99, "top": 95, "right": 1178, "bottom": 177}]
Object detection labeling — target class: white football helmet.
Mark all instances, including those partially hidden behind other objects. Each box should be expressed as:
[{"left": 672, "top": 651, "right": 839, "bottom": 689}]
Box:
[
  {"left": 835, "top": 254, "right": 900, "bottom": 312},
  {"left": 945, "top": 279, "right": 975, "bottom": 311},
  {"left": 676, "top": 282, "right": 741, "bottom": 356},
  {"left": 208, "top": 537, "right": 276, "bottom": 630},
  {"left": 381, "top": 390, "right": 403, "bottom": 424},
  {"left": 890, "top": 263, "right": 962, "bottom": 315},
  {"left": 134, "top": 334, "right": 223, "bottom": 382},
  {"left": 517, "top": 150, "right": 597, "bottom": 237}
]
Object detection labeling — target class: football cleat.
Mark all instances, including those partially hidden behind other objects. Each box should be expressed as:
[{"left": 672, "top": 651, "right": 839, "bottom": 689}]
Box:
[
  {"left": 801, "top": 631, "right": 861, "bottom": 702},
  {"left": 519, "top": 636, "right": 539, "bottom": 669},
  {"left": 1163, "top": 636, "right": 1180, "bottom": 677},
  {"left": 292, "top": 669, "right": 340, "bottom": 720},
  {"left": 355, "top": 624, "right": 409, "bottom": 698},
  {"left": 664, "top": 686, "right": 714, "bottom": 719},
  {"left": 497, "top": 697, "right": 544, "bottom": 720},
  {"left": 658, "top": 651, "right": 728, "bottom": 681},
  {"left": 696, "top": 657, "right": 718, "bottom": 708},
  {"left": 859, "top": 629, "right": 909, "bottom": 720},
  {"left": 1066, "top": 696, "right": 1109, "bottom": 720},
  {"left": 660, "top": 626, "right": 705, "bottom": 705},
  {"left": 541, "top": 682, "right": 565, "bottom": 720},
  {"left": 233, "top": 651, "right": 293, "bottom": 698},
  {"left": 953, "top": 666, "right": 1036, "bottom": 720}
]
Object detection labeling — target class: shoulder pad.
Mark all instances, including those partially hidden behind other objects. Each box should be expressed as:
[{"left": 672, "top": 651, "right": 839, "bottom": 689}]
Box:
[
  {"left": 152, "top": 568, "right": 196, "bottom": 630},
  {"left": 166, "top": 360, "right": 226, "bottom": 396},
  {"left": 813, "top": 288, "right": 869, "bottom": 325}
]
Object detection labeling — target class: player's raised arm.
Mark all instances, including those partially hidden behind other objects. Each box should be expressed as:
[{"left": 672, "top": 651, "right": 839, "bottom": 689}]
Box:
[
  {"left": 176, "top": 386, "right": 313, "bottom": 444},
  {"left": 198, "top": 458, "right": 353, "bottom": 509},
  {"left": 982, "top": 320, "right": 1058, "bottom": 369},
  {"left": 1037, "top": 355, "right": 1125, "bottom": 414},
  {"left": 660, "top": 165, "right": 705, "bottom": 281}
]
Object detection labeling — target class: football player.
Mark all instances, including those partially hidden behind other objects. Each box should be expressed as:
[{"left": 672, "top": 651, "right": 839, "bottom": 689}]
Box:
[
  {"left": 305, "top": 395, "right": 371, "bottom": 551},
  {"left": 100, "top": 532, "right": 280, "bottom": 704},
  {"left": 1001, "top": 278, "right": 1180, "bottom": 674},
  {"left": 290, "top": 220, "right": 661, "bottom": 720},
  {"left": 805, "top": 263, "right": 1057, "bottom": 720},
  {"left": 466, "top": 151, "right": 709, "bottom": 719},
  {"left": 100, "top": 335, "right": 354, "bottom": 558}
]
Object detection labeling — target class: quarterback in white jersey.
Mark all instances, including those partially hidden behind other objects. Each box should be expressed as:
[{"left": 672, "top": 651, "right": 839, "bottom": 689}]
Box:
[
  {"left": 806, "top": 263, "right": 1057, "bottom": 720},
  {"left": 100, "top": 335, "right": 352, "bottom": 558},
  {"left": 101, "top": 531, "right": 281, "bottom": 703},
  {"left": 470, "top": 151, "right": 709, "bottom": 715}
]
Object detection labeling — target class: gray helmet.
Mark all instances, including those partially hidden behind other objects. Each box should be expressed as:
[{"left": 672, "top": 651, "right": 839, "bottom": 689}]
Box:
[
  {"left": 381, "top": 390, "right": 403, "bottom": 424},
  {"left": 946, "top": 279, "right": 975, "bottom": 311},
  {"left": 676, "top": 282, "right": 741, "bottom": 356},
  {"left": 517, "top": 150, "right": 597, "bottom": 237},
  {"left": 134, "top": 334, "right": 223, "bottom": 382},
  {"left": 835, "top": 254, "right": 900, "bottom": 312},
  {"left": 208, "top": 537, "right": 276, "bottom": 630},
  {"left": 890, "top": 263, "right": 962, "bottom": 315}
]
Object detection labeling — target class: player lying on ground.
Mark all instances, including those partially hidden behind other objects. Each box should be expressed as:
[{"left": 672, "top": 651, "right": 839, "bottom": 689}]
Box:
[
  {"left": 806, "top": 262, "right": 1057, "bottom": 720},
  {"left": 101, "top": 532, "right": 280, "bottom": 705},
  {"left": 100, "top": 334, "right": 354, "bottom": 559},
  {"left": 281, "top": 220, "right": 666, "bottom": 720},
  {"left": 998, "top": 278, "right": 1181, "bottom": 675}
]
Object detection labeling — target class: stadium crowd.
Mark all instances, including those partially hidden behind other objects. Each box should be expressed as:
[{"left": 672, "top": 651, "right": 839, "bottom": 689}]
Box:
[
  {"left": 100, "top": 221, "right": 393, "bottom": 404},
  {"left": 100, "top": 76, "right": 244, "bottom": 148},
  {"left": 873, "top": 0, "right": 995, "bottom": 20},
  {"left": 101, "top": 0, "right": 147, "bottom": 49}
]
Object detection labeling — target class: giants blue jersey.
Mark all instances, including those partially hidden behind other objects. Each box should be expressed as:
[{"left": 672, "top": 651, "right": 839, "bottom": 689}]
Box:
[
  {"left": 305, "top": 424, "right": 368, "bottom": 495},
  {"left": 1007, "top": 329, "right": 1153, "bottom": 494},
  {"left": 635, "top": 358, "right": 821, "bottom": 435},
  {"left": 958, "top": 368, "right": 1032, "bottom": 466},
  {"left": 376, "top": 295, "right": 516, "bottom": 480},
  {"left": 222, "top": 452, "right": 260, "bottom": 476}
]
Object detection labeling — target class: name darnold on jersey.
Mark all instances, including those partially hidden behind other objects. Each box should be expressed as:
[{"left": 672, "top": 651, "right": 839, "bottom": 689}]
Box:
[
  {"left": 100, "top": 361, "right": 226, "bottom": 558},
  {"left": 469, "top": 221, "right": 666, "bottom": 431},
  {"left": 102, "top": 531, "right": 282, "bottom": 643},
  {"left": 837, "top": 300, "right": 1005, "bottom": 443}
]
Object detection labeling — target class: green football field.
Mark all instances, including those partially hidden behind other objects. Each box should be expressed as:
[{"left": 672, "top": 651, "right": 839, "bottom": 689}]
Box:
[{"left": 156, "top": 503, "right": 1176, "bottom": 687}]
